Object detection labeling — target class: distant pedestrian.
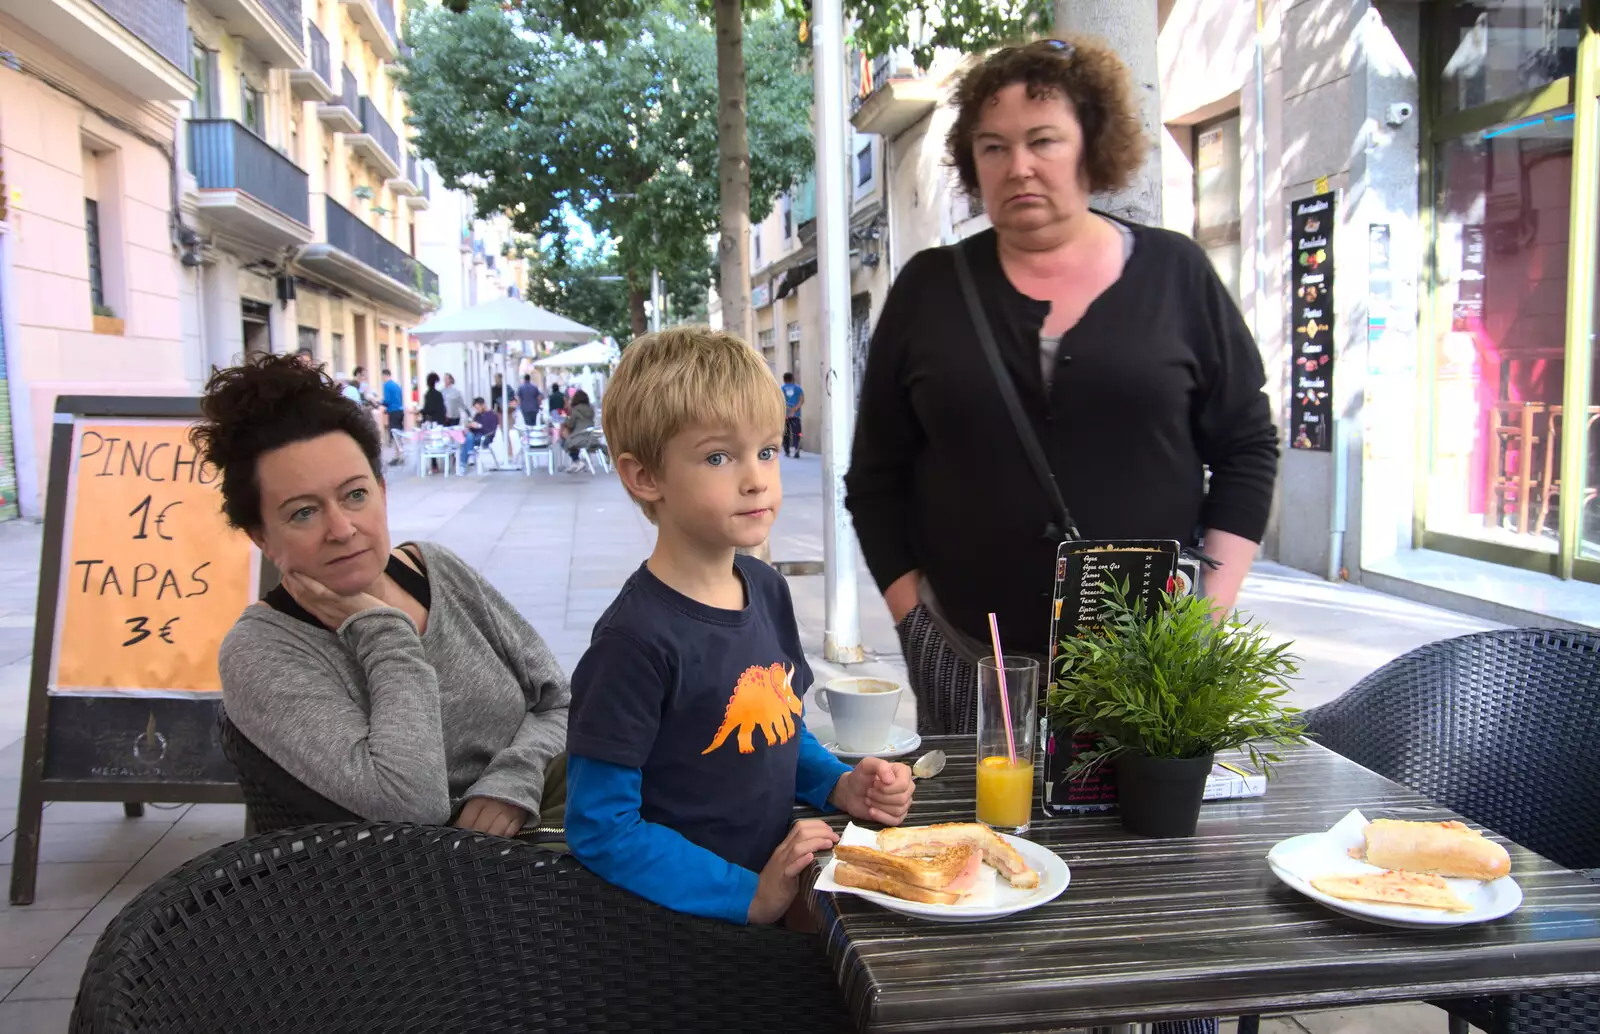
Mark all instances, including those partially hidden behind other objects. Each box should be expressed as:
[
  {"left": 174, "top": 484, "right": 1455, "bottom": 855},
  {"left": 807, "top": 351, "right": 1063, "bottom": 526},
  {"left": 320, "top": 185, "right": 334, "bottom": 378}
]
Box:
[
  {"left": 441, "top": 373, "right": 465, "bottom": 427},
  {"left": 459, "top": 397, "right": 500, "bottom": 471},
  {"left": 560, "top": 389, "right": 603, "bottom": 473},
  {"left": 781, "top": 372, "right": 804, "bottom": 457},
  {"left": 422, "top": 372, "right": 447, "bottom": 425},
  {"left": 548, "top": 382, "right": 567, "bottom": 417},
  {"left": 381, "top": 368, "right": 405, "bottom": 466},
  {"left": 517, "top": 374, "right": 544, "bottom": 426}
]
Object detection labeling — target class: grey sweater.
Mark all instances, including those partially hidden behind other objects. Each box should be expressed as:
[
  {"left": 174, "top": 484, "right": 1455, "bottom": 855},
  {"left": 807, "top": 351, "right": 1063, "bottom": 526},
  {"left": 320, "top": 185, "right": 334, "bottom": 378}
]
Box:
[{"left": 219, "top": 542, "right": 569, "bottom": 827}]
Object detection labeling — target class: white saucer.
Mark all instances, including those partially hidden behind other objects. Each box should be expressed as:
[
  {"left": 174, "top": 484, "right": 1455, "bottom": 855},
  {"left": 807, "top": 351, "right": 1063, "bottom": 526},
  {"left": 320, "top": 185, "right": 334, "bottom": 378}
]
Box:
[{"left": 818, "top": 725, "right": 921, "bottom": 760}]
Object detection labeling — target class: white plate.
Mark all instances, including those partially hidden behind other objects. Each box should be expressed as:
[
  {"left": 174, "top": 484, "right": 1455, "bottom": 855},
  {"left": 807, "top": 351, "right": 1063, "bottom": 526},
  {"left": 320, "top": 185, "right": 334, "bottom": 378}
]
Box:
[
  {"left": 818, "top": 724, "right": 921, "bottom": 760},
  {"left": 1266, "top": 832, "right": 1523, "bottom": 929},
  {"left": 818, "top": 833, "right": 1070, "bottom": 923}
]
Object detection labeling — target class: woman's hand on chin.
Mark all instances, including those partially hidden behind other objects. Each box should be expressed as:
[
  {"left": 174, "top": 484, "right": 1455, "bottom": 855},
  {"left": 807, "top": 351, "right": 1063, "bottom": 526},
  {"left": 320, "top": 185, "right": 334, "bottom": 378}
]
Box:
[{"left": 279, "top": 569, "right": 387, "bottom": 628}]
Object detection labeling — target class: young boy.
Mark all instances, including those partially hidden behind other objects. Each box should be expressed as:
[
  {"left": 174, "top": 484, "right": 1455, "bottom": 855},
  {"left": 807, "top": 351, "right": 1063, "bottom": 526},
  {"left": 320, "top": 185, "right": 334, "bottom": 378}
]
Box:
[{"left": 566, "top": 327, "right": 914, "bottom": 925}]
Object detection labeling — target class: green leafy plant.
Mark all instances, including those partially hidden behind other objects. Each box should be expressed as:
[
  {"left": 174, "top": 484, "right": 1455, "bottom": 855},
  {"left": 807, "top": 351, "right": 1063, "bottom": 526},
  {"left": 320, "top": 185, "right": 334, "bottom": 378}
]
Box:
[
  {"left": 1046, "top": 580, "right": 1305, "bottom": 777},
  {"left": 353, "top": 185, "right": 374, "bottom": 201},
  {"left": 92, "top": 303, "right": 118, "bottom": 319}
]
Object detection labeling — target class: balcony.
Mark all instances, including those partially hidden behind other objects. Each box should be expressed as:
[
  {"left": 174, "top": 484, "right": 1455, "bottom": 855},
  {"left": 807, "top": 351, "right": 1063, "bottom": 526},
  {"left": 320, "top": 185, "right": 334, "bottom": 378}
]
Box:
[
  {"left": 193, "top": 0, "right": 304, "bottom": 68},
  {"left": 317, "top": 66, "right": 362, "bottom": 134},
  {"left": 298, "top": 197, "right": 438, "bottom": 316},
  {"left": 403, "top": 162, "right": 431, "bottom": 211},
  {"left": 0, "top": 0, "right": 192, "bottom": 101},
  {"left": 349, "top": 96, "right": 402, "bottom": 179},
  {"left": 849, "top": 50, "right": 938, "bottom": 138},
  {"left": 189, "top": 119, "right": 313, "bottom": 253},
  {"left": 388, "top": 149, "right": 423, "bottom": 197},
  {"left": 290, "top": 21, "right": 335, "bottom": 102},
  {"left": 340, "top": 0, "right": 398, "bottom": 62}
]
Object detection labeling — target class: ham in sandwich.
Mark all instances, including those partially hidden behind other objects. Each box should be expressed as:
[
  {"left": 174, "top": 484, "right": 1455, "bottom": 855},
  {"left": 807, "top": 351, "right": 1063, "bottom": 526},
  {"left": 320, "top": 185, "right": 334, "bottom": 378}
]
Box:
[
  {"left": 832, "top": 844, "right": 983, "bottom": 905},
  {"left": 876, "top": 823, "right": 1040, "bottom": 889}
]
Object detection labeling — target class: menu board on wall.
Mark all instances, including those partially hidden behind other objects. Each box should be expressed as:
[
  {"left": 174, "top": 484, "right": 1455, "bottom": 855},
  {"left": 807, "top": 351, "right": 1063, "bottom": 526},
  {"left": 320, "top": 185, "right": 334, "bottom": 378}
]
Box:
[{"left": 1289, "top": 192, "right": 1336, "bottom": 452}]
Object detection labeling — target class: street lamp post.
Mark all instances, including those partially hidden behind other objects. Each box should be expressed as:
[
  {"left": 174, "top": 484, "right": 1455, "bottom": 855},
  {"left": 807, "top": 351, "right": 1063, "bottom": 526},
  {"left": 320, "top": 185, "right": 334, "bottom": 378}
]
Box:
[{"left": 812, "top": 0, "right": 863, "bottom": 664}]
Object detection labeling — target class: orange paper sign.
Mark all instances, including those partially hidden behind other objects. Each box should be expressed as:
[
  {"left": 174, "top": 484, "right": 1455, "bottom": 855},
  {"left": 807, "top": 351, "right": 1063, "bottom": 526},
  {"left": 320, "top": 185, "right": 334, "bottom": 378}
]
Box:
[{"left": 53, "top": 421, "right": 255, "bottom": 693}]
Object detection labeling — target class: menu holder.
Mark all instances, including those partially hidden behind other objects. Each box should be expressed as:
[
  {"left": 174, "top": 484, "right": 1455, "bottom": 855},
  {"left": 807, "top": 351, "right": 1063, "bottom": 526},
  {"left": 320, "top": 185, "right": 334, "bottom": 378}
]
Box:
[{"left": 1041, "top": 539, "right": 1181, "bottom": 816}]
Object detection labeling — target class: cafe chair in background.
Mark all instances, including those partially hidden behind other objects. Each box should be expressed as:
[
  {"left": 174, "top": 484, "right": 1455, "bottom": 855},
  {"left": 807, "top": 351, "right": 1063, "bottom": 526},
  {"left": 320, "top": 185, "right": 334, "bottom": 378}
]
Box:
[
  {"left": 72, "top": 823, "right": 853, "bottom": 1034},
  {"left": 1305, "top": 628, "right": 1600, "bottom": 1034},
  {"left": 521, "top": 424, "right": 556, "bottom": 475},
  {"left": 219, "top": 713, "right": 361, "bottom": 834},
  {"left": 418, "top": 428, "right": 456, "bottom": 477}
]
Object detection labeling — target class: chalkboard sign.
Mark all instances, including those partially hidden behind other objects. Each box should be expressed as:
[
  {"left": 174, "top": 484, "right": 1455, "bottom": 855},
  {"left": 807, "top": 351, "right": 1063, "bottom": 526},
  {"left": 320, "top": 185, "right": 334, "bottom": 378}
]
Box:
[{"left": 10, "top": 397, "right": 263, "bottom": 904}]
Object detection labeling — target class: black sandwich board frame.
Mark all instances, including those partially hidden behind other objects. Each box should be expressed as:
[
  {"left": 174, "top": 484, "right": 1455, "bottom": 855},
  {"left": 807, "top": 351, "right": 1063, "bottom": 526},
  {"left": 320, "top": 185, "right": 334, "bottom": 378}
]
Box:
[{"left": 10, "top": 397, "right": 266, "bottom": 905}]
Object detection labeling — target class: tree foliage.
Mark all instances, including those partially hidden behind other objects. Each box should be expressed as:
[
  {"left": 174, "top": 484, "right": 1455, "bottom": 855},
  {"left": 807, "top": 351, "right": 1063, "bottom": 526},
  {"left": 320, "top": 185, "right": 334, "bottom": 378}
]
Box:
[
  {"left": 521, "top": 242, "right": 632, "bottom": 346},
  {"left": 549, "top": 1, "right": 1052, "bottom": 77},
  {"left": 399, "top": 1, "right": 814, "bottom": 332}
]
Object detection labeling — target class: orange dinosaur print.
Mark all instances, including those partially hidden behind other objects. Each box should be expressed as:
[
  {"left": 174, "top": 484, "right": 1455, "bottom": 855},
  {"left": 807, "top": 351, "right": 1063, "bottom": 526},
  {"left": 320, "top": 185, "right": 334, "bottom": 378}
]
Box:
[{"left": 703, "top": 663, "right": 803, "bottom": 755}]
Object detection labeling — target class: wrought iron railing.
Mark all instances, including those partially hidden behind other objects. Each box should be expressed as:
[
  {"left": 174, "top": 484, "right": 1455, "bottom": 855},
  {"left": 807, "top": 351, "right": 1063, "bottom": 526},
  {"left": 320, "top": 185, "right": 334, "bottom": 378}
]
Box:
[
  {"left": 324, "top": 197, "right": 439, "bottom": 298},
  {"left": 358, "top": 96, "right": 400, "bottom": 166},
  {"left": 188, "top": 119, "right": 309, "bottom": 225},
  {"left": 306, "top": 21, "right": 330, "bottom": 85}
]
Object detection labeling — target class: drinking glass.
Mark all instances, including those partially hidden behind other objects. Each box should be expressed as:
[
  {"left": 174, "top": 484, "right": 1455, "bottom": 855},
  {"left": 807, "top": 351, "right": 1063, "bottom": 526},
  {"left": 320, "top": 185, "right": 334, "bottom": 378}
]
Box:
[{"left": 975, "top": 656, "right": 1038, "bottom": 835}]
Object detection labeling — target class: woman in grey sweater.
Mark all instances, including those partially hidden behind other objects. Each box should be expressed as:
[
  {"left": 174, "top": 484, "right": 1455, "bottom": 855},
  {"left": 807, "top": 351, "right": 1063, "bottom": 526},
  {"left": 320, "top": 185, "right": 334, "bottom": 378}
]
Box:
[{"left": 194, "top": 353, "right": 568, "bottom": 836}]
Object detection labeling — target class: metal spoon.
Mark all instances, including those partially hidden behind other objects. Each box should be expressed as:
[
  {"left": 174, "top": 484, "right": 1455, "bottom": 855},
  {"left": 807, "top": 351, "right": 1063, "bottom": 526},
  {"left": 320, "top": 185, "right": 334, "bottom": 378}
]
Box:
[{"left": 911, "top": 749, "right": 947, "bottom": 780}]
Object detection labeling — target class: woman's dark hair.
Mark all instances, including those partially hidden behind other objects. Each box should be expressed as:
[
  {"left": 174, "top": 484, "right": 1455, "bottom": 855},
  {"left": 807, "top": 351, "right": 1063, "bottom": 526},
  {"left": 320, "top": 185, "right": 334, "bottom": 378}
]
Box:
[
  {"left": 191, "top": 353, "right": 384, "bottom": 532},
  {"left": 570, "top": 389, "right": 591, "bottom": 406},
  {"left": 426, "top": 372, "right": 439, "bottom": 389},
  {"left": 947, "top": 36, "right": 1147, "bottom": 197}
]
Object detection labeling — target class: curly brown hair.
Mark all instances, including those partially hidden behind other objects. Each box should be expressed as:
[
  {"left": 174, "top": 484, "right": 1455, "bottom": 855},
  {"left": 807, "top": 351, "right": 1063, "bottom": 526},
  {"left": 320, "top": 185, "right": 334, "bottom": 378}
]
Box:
[
  {"left": 947, "top": 36, "right": 1148, "bottom": 198},
  {"left": 190, "top": 353, "right": 384, "bottom": 532}
]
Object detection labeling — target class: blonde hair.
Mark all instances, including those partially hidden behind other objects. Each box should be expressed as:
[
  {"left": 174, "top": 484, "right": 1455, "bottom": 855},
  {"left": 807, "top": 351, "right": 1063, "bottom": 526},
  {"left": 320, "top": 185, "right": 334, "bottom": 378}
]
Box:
[{"left": 603, "top": 326, "right": 785, "bottom": 520}]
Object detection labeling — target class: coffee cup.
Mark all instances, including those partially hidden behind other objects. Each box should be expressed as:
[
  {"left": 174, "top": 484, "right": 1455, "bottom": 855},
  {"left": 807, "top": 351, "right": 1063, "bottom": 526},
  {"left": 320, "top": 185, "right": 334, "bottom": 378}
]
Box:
[{"left": 816, "top": 677, "right": 904, "bottom": 753}]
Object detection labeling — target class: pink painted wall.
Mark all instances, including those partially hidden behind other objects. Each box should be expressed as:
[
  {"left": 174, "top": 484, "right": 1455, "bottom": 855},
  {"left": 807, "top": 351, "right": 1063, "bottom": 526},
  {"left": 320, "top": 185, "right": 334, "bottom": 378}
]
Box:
[{"left": 0, "top": 63, "right": 193, "bottom": 515}]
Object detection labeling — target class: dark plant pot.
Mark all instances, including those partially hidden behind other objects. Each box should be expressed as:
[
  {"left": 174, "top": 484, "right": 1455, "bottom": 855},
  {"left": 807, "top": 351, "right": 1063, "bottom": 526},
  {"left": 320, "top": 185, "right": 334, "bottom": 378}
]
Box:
[{"left": 1115, "top": 751, "right": 1214, "bottom": 838}]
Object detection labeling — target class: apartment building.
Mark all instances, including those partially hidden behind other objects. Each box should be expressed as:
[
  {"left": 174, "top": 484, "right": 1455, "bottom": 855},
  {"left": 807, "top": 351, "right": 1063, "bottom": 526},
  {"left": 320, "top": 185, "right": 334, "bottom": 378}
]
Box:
[
  {"left": 183, "top": 0, "right": 435, "bottom": 396},
  {"left": 744, "top": 50, "right": 901, "bottom": 454},
  {"left": 0, "top": 0, "right": 437, "bottom": 519}
]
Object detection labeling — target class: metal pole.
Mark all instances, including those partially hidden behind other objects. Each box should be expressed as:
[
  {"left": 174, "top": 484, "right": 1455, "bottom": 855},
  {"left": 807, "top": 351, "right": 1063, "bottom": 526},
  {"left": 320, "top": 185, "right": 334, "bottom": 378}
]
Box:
[
  {"left": 650, "top": 268, "right": 662, "bottom": 332},
  {"left": 812, "top": 0, "right": 862, "bottom": 663}
]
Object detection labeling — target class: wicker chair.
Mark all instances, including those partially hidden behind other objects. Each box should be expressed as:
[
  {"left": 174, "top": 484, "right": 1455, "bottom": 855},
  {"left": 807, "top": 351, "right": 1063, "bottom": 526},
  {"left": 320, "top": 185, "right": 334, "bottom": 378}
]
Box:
[
  {"left": 73, "top": 823, "right": 854, "bottom": 1034},
  {"left": 218, "top": 713, "right": 361, "bottom": 833},
  {"left": 1305, "top": 628, "right": 1600, "bottom": 1034}
]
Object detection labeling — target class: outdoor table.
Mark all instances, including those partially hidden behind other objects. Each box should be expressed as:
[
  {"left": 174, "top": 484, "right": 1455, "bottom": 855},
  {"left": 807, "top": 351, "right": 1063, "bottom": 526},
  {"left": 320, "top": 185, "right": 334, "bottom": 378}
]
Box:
[{"left": 809, "top": 736, "right": 1600, "bottom": 1033}]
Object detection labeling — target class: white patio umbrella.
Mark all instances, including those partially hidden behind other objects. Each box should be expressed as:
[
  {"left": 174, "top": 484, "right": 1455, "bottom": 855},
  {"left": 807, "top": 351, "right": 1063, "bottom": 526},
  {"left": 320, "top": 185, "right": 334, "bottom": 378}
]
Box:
[
  {"left": 411, "top": 297, "right": 599, "bottom": 467},
  {"left": 531, "top": 340, "right": 617, "bottom": 368},
  {"left": 409, "top": 296, "right": 599, "bottom": 345}
]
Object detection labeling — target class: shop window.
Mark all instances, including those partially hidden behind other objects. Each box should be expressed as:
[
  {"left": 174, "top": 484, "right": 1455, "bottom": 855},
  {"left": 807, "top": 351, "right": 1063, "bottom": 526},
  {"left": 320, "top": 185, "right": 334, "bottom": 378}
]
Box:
[
  {"left": 1433, "top": 0, "right": 1580, "bottom": 116},
  {"left": 1427, "top": 109, "right": 1573, "bottom": 552},
  {"left": 1193, "top": 113, "right": 1243, "bottom": 304}
]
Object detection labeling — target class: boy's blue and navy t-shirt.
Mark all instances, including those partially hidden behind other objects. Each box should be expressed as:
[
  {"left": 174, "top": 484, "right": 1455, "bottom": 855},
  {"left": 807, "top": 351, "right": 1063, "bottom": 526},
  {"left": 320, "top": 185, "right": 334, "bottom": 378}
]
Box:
[{"left": 567, "top": 554, "right": 812, "bottom": 872}]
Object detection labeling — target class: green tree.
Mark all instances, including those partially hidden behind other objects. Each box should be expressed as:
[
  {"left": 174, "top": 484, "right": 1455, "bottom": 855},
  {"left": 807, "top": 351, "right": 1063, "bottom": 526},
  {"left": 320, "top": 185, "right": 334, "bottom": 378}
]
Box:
[
  {"left": 546, "top": 0, "right": 1050, "bottom": 342},
  {"left": 521, "top": 243, "right": 633, "bottom": 347},
  {"left": 400, "top": 2, "right": 814, "bottom": 338}
]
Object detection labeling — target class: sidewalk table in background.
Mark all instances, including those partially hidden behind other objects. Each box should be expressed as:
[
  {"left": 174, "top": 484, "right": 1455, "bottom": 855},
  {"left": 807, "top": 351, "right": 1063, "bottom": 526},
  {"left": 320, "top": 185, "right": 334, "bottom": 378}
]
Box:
[{"left": 810, "top": 737, "right": 1600, "bottom": 1033}]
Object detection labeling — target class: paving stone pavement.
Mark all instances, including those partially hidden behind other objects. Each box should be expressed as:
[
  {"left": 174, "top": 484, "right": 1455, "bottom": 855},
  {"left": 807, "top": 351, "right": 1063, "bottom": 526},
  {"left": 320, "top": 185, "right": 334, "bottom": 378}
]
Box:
[{"left": 0, "top": 455, "right": 1498, "bottom": 1030}]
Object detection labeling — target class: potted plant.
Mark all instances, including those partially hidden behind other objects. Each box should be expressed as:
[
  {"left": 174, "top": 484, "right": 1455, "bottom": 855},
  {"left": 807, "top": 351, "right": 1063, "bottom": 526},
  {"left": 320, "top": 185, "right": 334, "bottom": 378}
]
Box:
[
  {"left": 1046, "top": 581, "right": 1304, "bottom": 838},
  {"left": 353, "top": 185, "right": 374, "bottom": 201},
  {"left": 91, "top": 303, "right": 124, "bottom": 336}
]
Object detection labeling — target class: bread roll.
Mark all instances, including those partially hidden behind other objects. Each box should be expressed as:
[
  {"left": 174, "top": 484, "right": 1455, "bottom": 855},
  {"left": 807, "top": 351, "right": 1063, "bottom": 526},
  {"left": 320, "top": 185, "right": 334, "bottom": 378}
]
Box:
[{"left": 1361, "top": 819, "right": 1511, "bottom": 881}]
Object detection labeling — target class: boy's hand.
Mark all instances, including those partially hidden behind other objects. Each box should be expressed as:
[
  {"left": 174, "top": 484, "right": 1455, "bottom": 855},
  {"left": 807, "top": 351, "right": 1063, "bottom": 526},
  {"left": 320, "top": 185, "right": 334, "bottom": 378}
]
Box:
[
  {"left": 748, "top": 819, "right": 838, "bottom": 925},
  {"left": 830, "top": 757, "right": 914, "bottom": 826}
]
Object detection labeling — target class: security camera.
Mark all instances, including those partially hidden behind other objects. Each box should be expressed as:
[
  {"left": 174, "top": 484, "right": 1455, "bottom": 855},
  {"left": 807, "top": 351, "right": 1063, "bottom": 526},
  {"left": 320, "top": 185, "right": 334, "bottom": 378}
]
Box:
[{"left": 1385, "top": 102, "right": 1414, "bottom": 127}]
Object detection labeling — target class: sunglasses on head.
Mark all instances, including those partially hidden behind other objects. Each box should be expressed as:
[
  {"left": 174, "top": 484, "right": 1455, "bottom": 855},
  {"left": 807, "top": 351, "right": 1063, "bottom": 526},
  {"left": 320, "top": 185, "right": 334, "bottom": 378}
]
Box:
[{"left": 1002, "top": 38, "right": 1075, "bottom": 58}]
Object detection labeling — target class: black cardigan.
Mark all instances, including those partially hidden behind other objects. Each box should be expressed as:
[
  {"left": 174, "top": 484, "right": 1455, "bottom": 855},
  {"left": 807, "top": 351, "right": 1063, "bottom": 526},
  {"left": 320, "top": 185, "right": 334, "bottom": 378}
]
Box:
[{"left": 844, "top": 224, "right": 1279, "bottom": 653}]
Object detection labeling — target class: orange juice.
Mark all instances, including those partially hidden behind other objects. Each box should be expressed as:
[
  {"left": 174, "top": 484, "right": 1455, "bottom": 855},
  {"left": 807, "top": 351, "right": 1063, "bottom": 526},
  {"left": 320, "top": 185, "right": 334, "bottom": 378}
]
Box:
[{"left": 976, "top": 755, "right": 1034, "bottom": 829}]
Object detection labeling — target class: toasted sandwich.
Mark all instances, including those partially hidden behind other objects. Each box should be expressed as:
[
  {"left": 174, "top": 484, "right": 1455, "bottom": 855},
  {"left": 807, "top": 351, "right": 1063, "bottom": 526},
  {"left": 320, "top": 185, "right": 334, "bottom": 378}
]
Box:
[
  {"left": 832, "top": 843, "right": 983, "bottom": 905},
  {"left": 876, "top": 823, "right": 1040, "bottom": 889}
]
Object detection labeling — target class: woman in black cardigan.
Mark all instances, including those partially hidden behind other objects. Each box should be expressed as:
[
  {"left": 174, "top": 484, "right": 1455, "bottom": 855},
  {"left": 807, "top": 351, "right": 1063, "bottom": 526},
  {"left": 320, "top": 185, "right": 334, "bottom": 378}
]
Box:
[{"left": 845, "top": 37, "right": 1279, "bottom": 742}]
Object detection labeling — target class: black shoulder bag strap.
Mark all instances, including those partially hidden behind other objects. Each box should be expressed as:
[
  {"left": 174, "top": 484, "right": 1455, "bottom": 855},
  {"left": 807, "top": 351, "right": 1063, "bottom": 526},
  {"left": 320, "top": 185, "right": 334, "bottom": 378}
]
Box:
[{"left": 949, "top": 242, "right": 1081, "bottom": 542}]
